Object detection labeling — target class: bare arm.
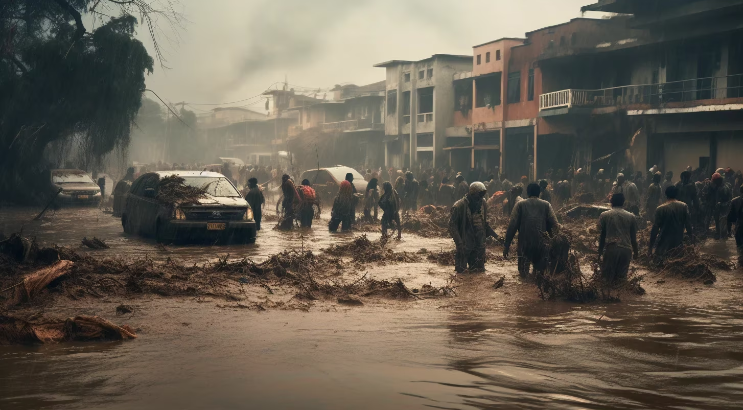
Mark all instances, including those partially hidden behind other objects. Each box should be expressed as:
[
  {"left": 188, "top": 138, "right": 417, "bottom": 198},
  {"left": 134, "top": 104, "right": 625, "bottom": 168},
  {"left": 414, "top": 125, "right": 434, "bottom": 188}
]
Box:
[{"left": 504, "top": 203, "right": 522, "bottom": 249}]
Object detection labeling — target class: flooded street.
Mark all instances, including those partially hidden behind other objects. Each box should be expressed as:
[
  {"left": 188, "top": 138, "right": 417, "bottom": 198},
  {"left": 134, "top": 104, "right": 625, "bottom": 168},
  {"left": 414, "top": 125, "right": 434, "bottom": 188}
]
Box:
[{"left": 2, "top": 206, "right": 743, "bottom": 409}]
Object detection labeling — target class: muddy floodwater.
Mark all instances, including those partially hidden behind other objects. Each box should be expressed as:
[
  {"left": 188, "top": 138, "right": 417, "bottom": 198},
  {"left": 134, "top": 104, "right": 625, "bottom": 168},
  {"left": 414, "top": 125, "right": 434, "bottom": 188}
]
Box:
[{"left": 2, "top": 207, "right": 743, "bottom": 409}]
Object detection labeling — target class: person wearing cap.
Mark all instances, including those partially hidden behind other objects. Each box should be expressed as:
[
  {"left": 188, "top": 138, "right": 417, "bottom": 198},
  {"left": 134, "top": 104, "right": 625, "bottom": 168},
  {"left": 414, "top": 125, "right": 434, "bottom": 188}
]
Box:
[
  {"left": 448, "top": 182, "right": 498, "bottom": 273},
  {"left": 598, "top": 193, "right": 639, "bottom": 284},
  {"left": 649, "top": 186, "right": 693, "bottom": 259},
  {"left": 705, "top": 172, "right": 733, "bottom": 239},
  {"left": 402, "top": 171, "right": 420, "bottom": 213},
  {"left": 245, "top": 177, "right": 265, "bottom": 231},
  {"left": 646, "top": 172, "right": 663, "bottom": 224},
  {"left": 454, "top": 174, "right": 469, "bottom": 201},
  {"left": 504, "top": 183, "right": 559, "bottom": 279},
  {"left": 727, "top": 183, "right": 743, "bottom": 254}
]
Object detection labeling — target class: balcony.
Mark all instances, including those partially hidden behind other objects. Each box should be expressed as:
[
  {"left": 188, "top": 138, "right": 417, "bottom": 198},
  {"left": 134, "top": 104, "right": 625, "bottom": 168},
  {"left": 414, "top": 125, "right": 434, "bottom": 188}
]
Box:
[
  {"left": 321, "top": 118, "right": 384, "bottom": 132},
  {"left": 539, "top": 73, "right": 743, "bottom": 112}
]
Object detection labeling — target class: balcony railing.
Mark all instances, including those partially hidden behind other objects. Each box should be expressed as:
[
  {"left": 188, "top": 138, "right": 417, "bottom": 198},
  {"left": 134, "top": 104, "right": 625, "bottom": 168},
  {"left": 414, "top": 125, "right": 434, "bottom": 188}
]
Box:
[
  {"left": 321, "top": 118, "right": 383, "bottom": 132},
  {"left": 539, "top": 73, "right": 743, "bottom": 111}
]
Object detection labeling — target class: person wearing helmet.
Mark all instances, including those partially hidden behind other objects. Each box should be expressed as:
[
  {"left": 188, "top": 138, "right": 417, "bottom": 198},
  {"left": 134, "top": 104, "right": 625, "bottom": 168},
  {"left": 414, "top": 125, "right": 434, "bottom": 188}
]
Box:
[
  {"left": 448, "top": 182, "right": 498, "bottom": 273},
  {"left": 504, "top": 183, "right": 559, "bottom": 279}
]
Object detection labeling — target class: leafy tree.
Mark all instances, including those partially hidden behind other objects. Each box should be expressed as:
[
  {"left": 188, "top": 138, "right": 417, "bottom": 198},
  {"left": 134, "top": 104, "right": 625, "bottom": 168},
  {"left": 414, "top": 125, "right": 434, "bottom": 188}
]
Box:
[{"left": 0, "top": 0, "right": 182, "bottom": 203}]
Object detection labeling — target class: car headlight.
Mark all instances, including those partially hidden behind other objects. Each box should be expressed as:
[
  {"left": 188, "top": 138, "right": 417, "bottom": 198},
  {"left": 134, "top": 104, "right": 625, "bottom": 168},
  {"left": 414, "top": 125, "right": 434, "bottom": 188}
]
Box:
[
  {"left": 174, "top": 208, "right": 186, "bottom": 220},
  {"left": 244, "top": 208, "right": 254, "bottom": 221}
]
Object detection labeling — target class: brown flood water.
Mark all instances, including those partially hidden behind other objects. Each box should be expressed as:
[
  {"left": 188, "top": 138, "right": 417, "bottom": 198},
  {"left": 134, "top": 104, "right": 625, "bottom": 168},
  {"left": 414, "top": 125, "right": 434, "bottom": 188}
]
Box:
[{"left": 1, "top": 207, "right": 743, "bottom": 409}]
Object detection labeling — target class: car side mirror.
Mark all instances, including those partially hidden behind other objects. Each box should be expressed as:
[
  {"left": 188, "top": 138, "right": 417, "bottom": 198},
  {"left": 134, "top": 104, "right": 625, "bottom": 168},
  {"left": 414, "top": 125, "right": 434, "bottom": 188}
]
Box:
[{"left": 144, "top": 188, "right": 156, "bottom": 198}]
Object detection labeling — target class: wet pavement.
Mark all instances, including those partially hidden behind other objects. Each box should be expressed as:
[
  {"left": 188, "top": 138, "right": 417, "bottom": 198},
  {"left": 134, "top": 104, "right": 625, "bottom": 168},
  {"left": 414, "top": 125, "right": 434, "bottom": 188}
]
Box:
[{"left": 1, "top": 206, "right": 743, "bottom": 409}]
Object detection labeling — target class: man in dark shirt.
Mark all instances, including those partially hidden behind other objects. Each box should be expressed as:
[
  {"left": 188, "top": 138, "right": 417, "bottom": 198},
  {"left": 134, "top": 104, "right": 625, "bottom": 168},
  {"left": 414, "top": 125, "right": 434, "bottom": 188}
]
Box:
[
  {"left": 598, "top": 193, "right": 638, "bottom": 284},
  {"left": 676, "top": 170, "right": 701, "bottom": 227},
  {"left": 505, "top": 183, "right": 558, "bottom": 278},
  {"left": 649, "top": 186, "right": 693, "bottom": 259},
  {"left": 245, "top": 177, "right": 265, "bottom": 230},
  {"left": 437, "top": 177, "right": 455, "bottom": 207}
]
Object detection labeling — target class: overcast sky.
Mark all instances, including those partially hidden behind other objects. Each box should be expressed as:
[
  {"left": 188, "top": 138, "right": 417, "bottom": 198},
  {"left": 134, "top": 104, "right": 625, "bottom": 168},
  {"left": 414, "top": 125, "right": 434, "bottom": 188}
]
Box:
[{"left": 134, "top": 0, "right": 601, "bottom": 113}]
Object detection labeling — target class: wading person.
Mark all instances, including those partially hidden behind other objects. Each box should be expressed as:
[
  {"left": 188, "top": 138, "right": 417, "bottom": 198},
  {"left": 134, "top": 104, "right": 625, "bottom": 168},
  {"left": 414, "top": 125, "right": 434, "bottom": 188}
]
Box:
[
  {"left": 449, "top": 182, "right": 498, "bottom": 273},
  {"left": 676, "top": 171, "right": 701, "bottom": 227},
  {"left": 297, "top": 179, "right": 318, "bottom": 228},
  {"left": 279, "top": 174, "right": 299, "bottom": 230},
  {"left": 504, "top": 183, "right": 559, "bottom": 279},
  {"left": 345, "top": 173, "right": 357, "bottom": 194},
  {"left": 403, "top": 171, "right": 420, "bottom": 213},
  {"left": 245, "top": 177, "right": 265, "bottom": 231},
  {"left": 539, "top": 179, "right": 552, "bottom": 203},
  {"left": 612, "top": 173, "right": 640, "bottom": 215},
  {"left": 379, "top": 181, "right": 402, "bottom": 239},
  {"left": 598, "top": 194, "right": 639, "bottom": 284},
  {"left": 364, "top": 178, "right": 380, "bottom": 221},
  {"left": 454, "top": 174, "right": 469, "bottom": 201},
  {"left": 661, "top": 171, "right": 674, "bottom": 193},
  {"left": 705, "top": 173, "right": 733, "bottom": 239},
  {"left": 645, "top": 172, "right": 663, "bottom": 224},
  {"left": 728, "top": 184, "right": 743, "bottom": 255},
  {"left": 504, "top": 185, "right": 523, "bottom": 216},
  {"left": 649, "top": 186, "right": 693, "bottom": 260},
  {"left": 437, "top": 177, "right": 455, "bottom": 207},
  {"left": 329, "top": 181, "right": 356, "bottom": 232}
]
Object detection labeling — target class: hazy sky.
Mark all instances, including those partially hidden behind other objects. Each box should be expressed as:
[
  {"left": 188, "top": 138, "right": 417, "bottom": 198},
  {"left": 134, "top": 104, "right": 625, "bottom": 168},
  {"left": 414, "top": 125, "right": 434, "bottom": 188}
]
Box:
[{"left": 134, "top": 0, "right": 601, "bottom": 113}]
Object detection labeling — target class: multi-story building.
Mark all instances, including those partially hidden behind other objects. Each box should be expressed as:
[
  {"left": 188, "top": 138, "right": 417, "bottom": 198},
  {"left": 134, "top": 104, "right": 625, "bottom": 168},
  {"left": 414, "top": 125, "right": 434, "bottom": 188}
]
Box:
[
  {"left": 536, "top": 0, "right": 743, "bottom": 177},
  {"left": 375, "top": 54, "right": 473, "bottom": 170},
  {"left": 285, "top": 81, "right": 386, "bottom": 170}
]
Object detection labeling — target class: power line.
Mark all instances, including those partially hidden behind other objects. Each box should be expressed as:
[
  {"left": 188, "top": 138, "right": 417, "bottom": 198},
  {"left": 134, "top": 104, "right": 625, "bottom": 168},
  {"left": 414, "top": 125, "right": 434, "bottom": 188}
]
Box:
[
  {"left": 143, "top": 89, "right": 195, "bottom": 131},
  {"left": 185, "top": 82, "right": 283, "bottom": 106}
]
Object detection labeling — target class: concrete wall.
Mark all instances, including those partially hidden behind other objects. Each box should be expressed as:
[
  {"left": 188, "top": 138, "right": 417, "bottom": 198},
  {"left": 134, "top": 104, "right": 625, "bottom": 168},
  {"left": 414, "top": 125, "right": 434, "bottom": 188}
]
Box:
[
  {"left": 663, "top": 134, "right": 710, "bottom": 177},
  {"left": 716, "top": 131, "right": 743, "bottom": 173}
]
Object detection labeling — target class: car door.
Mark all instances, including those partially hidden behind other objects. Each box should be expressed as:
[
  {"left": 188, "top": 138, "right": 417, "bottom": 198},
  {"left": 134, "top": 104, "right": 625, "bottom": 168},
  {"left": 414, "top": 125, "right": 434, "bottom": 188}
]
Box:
[{"left": 137, "top": 174, "right": 163, "bottom": 237}]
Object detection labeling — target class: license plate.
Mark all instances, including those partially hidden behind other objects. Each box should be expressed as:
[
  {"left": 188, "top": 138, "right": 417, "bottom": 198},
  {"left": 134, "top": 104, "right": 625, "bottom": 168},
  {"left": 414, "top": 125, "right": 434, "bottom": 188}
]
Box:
[
  {"left": 78, "top": 195, "right": 89, "bottom": 199},
  {"left": 207, "top": 223, "right": 226, "bottom": 231}
]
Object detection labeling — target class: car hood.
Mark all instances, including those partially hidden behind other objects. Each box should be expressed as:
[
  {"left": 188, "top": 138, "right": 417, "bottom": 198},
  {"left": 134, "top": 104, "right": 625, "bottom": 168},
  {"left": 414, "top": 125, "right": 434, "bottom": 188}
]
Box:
[
  {"left": 188, "top": 195, "right": 248, "bottom": 207},
  {"left": 55, "top": 183, "right": 99, "bottom": 192}
]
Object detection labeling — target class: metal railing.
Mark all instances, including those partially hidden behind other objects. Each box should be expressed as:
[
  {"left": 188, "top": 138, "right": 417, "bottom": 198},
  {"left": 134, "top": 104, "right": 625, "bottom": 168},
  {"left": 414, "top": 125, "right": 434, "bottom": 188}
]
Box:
[
  {"left": 321, "top": 118, "right": 383, "bottom": 132},
  {"left": 539, "top": 73, "right": 743, "bottom": 111}
]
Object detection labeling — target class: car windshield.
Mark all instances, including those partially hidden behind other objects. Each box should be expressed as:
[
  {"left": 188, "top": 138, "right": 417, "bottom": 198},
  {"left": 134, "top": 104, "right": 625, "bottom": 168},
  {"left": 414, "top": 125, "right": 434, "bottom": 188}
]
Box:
[
  {"left": 53, "top": 173, "right": 94, "bottom": 184},
  {"left": 181, "top": 177, "right": 241, "bottom": 197}
]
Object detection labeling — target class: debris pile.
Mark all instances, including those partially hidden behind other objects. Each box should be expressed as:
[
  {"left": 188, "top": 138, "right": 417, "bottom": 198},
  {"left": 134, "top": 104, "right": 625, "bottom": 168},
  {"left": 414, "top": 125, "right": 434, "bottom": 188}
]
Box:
[
  {"left": 324, "top": 235, "right": 420, "bottom": 264},
  {"left": 645, "top": 246, "right": 730, "bottom": 283},
  {"left": 81, "top": 237, "right": 109, "bottom": 249},
  {"left": 0, "top": 315, "right": 136, "bottom": 345},
  {"left": 401, "top": 207, "right": 451, "bottom": 237},
  {"left": 157, "top": 175, "right": 207, "bottom": 205}
]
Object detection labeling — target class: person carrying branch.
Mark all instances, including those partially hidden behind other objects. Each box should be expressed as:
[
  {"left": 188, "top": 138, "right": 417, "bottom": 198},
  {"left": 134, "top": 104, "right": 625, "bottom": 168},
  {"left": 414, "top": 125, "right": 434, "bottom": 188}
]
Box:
[{"left": 449, "top": 182, "right": 498, "bottom": 273}]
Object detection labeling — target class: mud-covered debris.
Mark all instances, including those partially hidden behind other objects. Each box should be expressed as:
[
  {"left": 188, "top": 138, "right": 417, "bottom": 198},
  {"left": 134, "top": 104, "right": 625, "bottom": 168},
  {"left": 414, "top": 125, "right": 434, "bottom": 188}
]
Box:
[
  {"left": 646, "top": 246, "right": 727, "bottom": 283},
  {"left": 0, "top": 315, "right": 136, "bottom": 345},
  {"left": 337, "top": 295, "right": 363, "bottom": 306},
  {"left": 493, "top": 276, "right": 505, "bottom": 289},
  {"left": 116, "top": 304, "right": 134, "bottom": 314},
  {"left": 401, "top": 208, "right": 451, "bottom": 238},
  {"left": 157, "top": 175, "right": 207, "bottom": 205},
  {"left": 8, "top": 260, "right": 73, "bottom": 306},
  {"left": 324, "top": 235, "right": 420, "bottom": 264},
  {"left": 82, "top": 237, "right": 109, "bottom": 249},
  {"left": 565, "top": 205, "right": 609, "bottom": 219}
]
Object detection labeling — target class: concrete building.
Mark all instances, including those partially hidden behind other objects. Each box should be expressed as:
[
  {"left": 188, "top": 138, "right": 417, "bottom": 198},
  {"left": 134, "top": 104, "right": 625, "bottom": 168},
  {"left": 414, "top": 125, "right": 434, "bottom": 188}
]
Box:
[
  {"left": 375, "top": 55, "right": 473, "bottom": 170},
  {"left": 285, "top": 81, "right": 386, "bottom": 170},
  {"left": 535, "top": 0, "right": 743, "bottom": 177}
]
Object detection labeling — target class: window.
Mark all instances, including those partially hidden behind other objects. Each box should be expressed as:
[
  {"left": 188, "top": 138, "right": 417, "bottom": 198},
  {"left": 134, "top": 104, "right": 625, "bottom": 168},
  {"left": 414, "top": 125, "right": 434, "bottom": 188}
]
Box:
[
  {"left": 527, "top": 69, "right": 535, "bottom": 101},
  {"left": 402, "top": 91, "right": 411, "bottom": 116},
  {"left": 387, "top": 90, "right": 397, "bottom": 115},
  {"left": 417, "top": 134, "right": 433, "bottom": 148},
  {"left": 496, "top": 50, "right": 501, "bottom": 61},
  {"left": 404, "top": 72, "right": 411, "bottom": 82},
  {"left": 477, "top": 54, "right": 481, "bottom": 65},
  {"left": 475, "top": 74, "right": 502, "bottom": 108},
  {"left": 427, "top": 68, "right": 433, "bottom": 78},
  {"left": 486, "top": 52, "right": 491, "bottom": 63},
  {"left": 419, "top": 70, "right": 425, "bottom": 80},
  {"left": 454, "top": 81, "right": 473, "bottom": 116},
  {"left": 418, "top": 87, "right": 434, "bottom": 114},
  {"left": 507, "top": 71, "right": 521, "bottom": 103}
]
